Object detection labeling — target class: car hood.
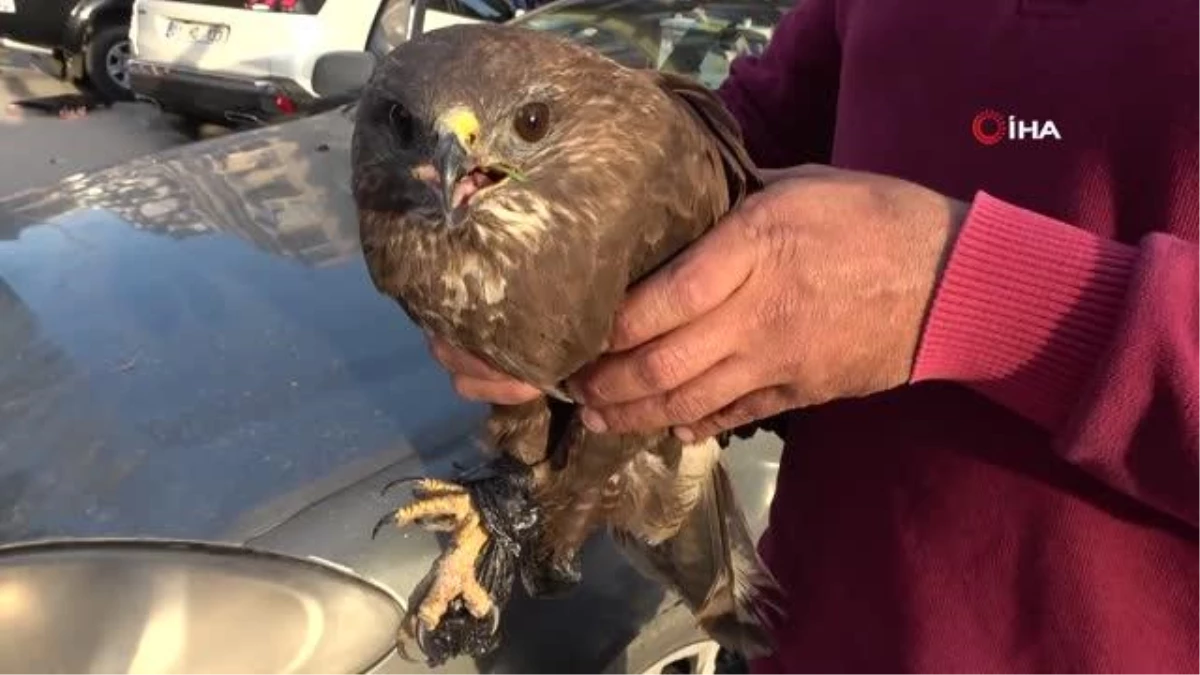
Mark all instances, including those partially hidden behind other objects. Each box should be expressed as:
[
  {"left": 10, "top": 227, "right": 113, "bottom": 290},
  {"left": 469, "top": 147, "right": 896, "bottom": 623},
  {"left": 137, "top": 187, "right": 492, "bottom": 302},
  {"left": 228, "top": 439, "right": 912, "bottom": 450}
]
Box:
[{"left": 0, "top": 110, "right": 485, "bottom": 544}]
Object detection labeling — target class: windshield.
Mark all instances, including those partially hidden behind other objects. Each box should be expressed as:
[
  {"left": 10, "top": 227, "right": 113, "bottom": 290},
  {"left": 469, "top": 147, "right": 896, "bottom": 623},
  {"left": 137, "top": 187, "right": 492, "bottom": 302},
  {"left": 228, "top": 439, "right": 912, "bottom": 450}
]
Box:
[{"left": 513, "top": 0, "right": 794, "bottom": 89}]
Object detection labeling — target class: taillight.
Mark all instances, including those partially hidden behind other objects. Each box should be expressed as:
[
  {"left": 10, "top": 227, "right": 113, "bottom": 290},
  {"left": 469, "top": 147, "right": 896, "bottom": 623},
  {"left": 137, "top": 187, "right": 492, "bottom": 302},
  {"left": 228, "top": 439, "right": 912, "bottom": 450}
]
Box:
[{"left": 274, "top": 94, "right": 297, "bottom": 114}]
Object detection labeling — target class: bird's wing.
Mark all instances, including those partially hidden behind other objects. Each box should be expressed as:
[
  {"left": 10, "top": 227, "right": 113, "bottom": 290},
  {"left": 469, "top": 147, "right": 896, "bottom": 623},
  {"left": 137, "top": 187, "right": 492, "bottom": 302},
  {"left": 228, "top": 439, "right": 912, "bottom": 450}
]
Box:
[
  {"left": 653, "top": 71, "right": 763, "bottom": 206},
  {"left": 652, "top": 72, "right": 788, "bottom": 445}
]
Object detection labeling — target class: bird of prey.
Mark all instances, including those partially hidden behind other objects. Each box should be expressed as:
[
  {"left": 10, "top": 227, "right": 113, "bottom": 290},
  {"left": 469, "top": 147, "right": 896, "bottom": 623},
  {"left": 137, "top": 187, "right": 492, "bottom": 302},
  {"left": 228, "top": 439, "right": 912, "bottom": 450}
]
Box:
[{"left": 351, "top": 23, "right": 780, "bottom": 667}]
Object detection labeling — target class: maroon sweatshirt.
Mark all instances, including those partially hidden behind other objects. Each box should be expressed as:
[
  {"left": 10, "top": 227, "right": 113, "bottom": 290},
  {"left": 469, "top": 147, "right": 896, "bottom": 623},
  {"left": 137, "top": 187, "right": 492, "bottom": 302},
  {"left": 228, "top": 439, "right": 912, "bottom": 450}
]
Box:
[{"left": 716, "top": 0, "right": 1198, "bottom": 672}]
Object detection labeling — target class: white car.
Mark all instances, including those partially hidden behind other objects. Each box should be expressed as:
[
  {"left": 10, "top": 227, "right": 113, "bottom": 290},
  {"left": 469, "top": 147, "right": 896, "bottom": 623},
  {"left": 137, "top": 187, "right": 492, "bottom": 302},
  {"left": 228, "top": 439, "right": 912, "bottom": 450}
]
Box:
[{"left": 127, "top": 0, "right": 513, "bottom": 126}]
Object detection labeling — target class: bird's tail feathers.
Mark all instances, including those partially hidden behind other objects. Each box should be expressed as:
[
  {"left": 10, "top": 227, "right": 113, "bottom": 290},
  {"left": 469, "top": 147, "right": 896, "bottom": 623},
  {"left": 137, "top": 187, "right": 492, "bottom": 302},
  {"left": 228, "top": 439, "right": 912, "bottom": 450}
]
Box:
[
  {"left": 616, "top": 449, "right": 783, "bottom": 659},
  {"left": 692, "top": 457, "right": 783, "bottom": 658}
]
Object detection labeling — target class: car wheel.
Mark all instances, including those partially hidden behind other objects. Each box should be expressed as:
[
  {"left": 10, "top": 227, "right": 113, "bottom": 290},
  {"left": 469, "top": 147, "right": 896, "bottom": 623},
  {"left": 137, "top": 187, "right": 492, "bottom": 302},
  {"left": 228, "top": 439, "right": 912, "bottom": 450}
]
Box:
[
  {"left": 604, "top": 603, "right": 748, "bottom": 674},
  {"left": 84, "top": 23, "right": 135, "bottom": 102}
]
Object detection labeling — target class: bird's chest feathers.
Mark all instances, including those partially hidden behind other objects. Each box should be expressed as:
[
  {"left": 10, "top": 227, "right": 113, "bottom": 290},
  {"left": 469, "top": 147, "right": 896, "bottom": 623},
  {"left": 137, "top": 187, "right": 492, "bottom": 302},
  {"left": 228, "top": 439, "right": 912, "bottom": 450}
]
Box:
[
  {"left": 409, "top": 246, "right": 510, "bottom": 338},
  {"left": 391, "top": 215, "right": 618, "bottom": 387}
]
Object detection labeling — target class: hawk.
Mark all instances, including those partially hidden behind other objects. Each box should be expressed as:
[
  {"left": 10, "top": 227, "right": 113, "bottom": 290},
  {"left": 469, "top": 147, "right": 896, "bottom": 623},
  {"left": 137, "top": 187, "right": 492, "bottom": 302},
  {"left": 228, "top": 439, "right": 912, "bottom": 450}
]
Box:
[{"left": 352, "top": 23, "right": 780, "bottom": 667}]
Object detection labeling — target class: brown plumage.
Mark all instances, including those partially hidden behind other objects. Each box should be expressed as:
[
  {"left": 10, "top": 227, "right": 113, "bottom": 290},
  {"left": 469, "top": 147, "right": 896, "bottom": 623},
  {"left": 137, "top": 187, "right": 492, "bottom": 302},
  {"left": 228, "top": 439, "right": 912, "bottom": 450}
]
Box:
[{"left": 352, "top": 23, "right": 780, "bottom": 666}]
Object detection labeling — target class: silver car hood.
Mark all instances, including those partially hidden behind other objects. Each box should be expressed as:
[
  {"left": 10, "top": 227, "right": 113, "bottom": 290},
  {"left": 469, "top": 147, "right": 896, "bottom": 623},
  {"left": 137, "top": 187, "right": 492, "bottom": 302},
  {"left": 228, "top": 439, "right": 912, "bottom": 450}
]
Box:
[{"left": 0, "top": 109, "right": 485, "bottom": 544}]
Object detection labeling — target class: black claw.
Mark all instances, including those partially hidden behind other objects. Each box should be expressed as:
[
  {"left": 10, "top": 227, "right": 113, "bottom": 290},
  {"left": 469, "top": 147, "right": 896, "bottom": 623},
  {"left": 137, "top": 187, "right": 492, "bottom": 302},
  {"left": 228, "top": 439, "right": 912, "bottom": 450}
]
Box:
[
  {"left": 415, "top": 621, "right": 432, "bottom": 658},
  {"left": 379, "top": 475, "right": 423, "bottom": 497},
  {"left": 371, "top": 512, "right": 396, "bottom": 540},
  {"left": 487, "top": 606, "right": 500, "bottom": 635}
]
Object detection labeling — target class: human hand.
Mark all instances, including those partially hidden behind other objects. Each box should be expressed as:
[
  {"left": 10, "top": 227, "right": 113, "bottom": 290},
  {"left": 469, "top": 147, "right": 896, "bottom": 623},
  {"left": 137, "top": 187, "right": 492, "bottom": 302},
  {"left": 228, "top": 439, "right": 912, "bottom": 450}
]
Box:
[
  {"left": 426, "top": 335, "right": 543, "bottom": 405},
  {"left": 567, "top": 164, "right": 970, "bottom": 442}
]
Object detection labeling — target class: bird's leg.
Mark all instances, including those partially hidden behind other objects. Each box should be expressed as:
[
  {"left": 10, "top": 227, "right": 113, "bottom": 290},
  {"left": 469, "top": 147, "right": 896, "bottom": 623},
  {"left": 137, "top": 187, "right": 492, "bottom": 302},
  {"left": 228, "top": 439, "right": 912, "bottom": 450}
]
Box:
[
  {"left": 372, "top": 419, "right": 547, "bottom": 667},
  {"left": 375, "top": 478, "right": 496, "bottom": 650}
]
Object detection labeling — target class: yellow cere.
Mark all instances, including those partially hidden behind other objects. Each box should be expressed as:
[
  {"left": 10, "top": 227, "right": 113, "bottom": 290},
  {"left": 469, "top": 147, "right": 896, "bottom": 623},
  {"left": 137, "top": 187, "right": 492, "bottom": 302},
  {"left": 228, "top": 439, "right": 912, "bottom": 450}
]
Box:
[{"left": 440, "top": 107, "right": 481, "bottom": 146}]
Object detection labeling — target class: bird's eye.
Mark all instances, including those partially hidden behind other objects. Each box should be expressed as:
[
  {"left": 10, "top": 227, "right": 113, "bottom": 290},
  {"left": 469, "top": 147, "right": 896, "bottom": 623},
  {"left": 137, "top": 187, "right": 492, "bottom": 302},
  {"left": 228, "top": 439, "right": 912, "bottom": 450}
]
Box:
[
  {"left": 513, "top": 102, "right": 551, "bottom": 143},
  {"left": 389, "top": 103, "right": 415, "bottom": 145}
]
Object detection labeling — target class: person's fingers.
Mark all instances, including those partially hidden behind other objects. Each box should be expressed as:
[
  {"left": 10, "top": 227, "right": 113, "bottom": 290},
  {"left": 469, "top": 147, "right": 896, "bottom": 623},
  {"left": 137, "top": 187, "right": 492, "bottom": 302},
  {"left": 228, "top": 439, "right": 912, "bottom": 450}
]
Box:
[
  {"left": 672, "top": 386, "right": 794, "bottom": 443},
  {"left": 428, "top": 336, "right": 513, "bottom": 382},
  {"left": 451, "top": 375, "right": 543, "bottom": 405},
  {"left": 427, "top": 335, "right": 542, "bottom": 404},
  {"left": 580, "top": 357, "right": 762, "bottom": 435},
  {"left": 570, "top": 297, "right": 744, "bottom": 406},
  {"left": 606, "top": 215, "right": 757, "bottom": 352}
]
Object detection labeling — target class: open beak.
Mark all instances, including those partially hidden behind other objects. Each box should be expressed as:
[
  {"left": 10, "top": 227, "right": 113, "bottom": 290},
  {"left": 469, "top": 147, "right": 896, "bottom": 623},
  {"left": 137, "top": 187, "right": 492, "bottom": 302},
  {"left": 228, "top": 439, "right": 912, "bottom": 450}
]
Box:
[{"left": 434, "top": 130, "right": 472, "bottom": 216}]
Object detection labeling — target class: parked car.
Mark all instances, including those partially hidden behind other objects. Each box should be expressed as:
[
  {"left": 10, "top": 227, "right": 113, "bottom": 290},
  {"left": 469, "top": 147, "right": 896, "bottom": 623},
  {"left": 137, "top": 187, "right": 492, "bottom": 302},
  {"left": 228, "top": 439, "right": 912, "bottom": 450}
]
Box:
[
  {"left": 301, "top": 0, "right": 787, "bottom": 125},
  {"left": 0, "top": 0, "right": 136, "bottom": 101},
  {"left": 127, "top": 0, "right": 514, "bottom": 127},
  {"left": 0, "top": 0, "right": 793, "bottom": 671}
]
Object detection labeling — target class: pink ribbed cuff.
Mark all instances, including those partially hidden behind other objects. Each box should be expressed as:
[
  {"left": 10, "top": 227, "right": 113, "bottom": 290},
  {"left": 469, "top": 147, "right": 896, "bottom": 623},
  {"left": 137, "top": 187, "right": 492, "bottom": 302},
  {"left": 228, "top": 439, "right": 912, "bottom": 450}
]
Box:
[{"left": 911, "top": 192, "right": 1139, "bottom": 431}]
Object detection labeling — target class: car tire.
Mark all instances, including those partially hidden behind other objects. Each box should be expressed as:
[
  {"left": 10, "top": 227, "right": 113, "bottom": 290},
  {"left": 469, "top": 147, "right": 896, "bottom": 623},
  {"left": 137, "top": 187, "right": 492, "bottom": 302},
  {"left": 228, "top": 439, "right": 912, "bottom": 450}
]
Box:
[
  {"left": 603, "top": 602, "right": 748, "bottom": 674},
  {"left": 83, "top": 23, "right": 135, "bottom": 102}
]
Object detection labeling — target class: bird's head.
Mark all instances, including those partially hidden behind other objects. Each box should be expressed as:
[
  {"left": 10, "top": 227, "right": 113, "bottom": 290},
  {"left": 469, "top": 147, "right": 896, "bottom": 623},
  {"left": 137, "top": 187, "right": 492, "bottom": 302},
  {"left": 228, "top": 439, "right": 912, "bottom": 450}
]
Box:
[
  {"left": 351, "top": 24, "right": 653, "bottom": 246},
  {"left": 424, "top": 99, "right": 548, "bottom": 221}
]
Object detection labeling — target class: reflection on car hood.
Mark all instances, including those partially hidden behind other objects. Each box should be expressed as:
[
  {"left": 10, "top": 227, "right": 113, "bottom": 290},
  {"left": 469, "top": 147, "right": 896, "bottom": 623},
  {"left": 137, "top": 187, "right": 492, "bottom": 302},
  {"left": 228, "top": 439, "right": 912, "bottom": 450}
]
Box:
[{"left": 0, "top": 110, "right": 484, "bottom": 544}]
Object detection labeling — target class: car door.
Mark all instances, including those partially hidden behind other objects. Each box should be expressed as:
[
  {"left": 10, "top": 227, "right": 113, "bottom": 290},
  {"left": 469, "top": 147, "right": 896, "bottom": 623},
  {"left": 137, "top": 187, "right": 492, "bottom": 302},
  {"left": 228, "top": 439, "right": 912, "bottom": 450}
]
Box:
[{"left": 0, "top": 0, "right": 76, "bottom": 48}]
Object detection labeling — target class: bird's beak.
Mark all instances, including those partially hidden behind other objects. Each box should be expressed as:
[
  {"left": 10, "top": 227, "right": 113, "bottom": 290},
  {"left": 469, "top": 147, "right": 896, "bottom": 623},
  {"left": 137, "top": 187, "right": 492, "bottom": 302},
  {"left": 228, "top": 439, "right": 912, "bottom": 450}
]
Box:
[
  {"left": 434, "top": 107, "right": 481, "bottom": 215},
  {"left": 435, "top": 130, "right": 471, "bottom": 215}
]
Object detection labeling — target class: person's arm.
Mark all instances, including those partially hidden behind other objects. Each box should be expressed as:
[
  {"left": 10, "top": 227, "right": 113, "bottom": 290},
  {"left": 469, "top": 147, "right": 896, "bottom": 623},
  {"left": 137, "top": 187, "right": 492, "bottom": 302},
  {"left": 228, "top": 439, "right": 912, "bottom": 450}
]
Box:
[
  {"left": 912, "top": 192, "right": 1199, "bottom": 526},
  {"left": 716, "top": 0, "right": 841, "bottom": 169}
]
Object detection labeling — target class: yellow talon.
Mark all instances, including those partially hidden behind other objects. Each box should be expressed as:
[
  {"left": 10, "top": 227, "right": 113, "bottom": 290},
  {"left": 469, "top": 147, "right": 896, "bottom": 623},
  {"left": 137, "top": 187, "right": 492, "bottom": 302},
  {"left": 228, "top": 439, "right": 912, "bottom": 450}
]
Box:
[
  {"left": 412, "top": 478, "right": 468, "bottom": 496},
  {"left": 375, "top": 476, "right": 496, "bottom": 652},
  {"left": 416, "top": 513, "right": 492, "bottom": 628},
  {"left": 395, "top": 493, "right": 474, "bottom": 526}
]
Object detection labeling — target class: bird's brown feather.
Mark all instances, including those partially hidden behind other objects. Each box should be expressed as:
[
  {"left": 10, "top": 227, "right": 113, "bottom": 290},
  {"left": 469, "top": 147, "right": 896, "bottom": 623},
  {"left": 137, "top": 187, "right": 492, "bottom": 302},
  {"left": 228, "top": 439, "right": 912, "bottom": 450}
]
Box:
[{"left": 353, "top": 22, "right": 779, "bottom": 663}]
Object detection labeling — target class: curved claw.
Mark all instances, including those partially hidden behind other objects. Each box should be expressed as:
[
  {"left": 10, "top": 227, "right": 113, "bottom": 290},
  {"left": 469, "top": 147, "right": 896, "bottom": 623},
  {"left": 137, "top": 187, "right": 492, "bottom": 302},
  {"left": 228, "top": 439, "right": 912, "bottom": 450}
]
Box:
[
  {"left": 415, "top": 620, "right": 432, "bottom": 658},
  {"left": 487, "top": 605, "right": 500, "bottom": 635},
  {"left": 394, "top": 616, "right": 424, "bottom": 664},
  {"left": 379, "top": 475, "right": 423, "bottom": 497},
  {"left": 371, "top": 512, "right": 397, "bottom": 540}
]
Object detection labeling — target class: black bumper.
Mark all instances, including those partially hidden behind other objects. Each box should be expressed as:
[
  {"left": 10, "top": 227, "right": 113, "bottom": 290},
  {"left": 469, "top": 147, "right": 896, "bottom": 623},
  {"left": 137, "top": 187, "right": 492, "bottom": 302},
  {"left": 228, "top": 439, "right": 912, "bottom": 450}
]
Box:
[{"left": 128, "top": 59, "right": 314, "bottom": 125}]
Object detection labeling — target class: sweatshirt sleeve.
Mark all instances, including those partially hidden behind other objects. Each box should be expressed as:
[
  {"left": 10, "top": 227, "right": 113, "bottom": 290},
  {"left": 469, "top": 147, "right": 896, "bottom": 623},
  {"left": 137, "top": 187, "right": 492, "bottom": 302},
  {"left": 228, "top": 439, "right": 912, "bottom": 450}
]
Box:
[
  {"left": 911, "top": 192, "right": 1199, "bottom": 526},
  {"left": 716, "top": 0, "right": 841, "bottom": 169}
]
